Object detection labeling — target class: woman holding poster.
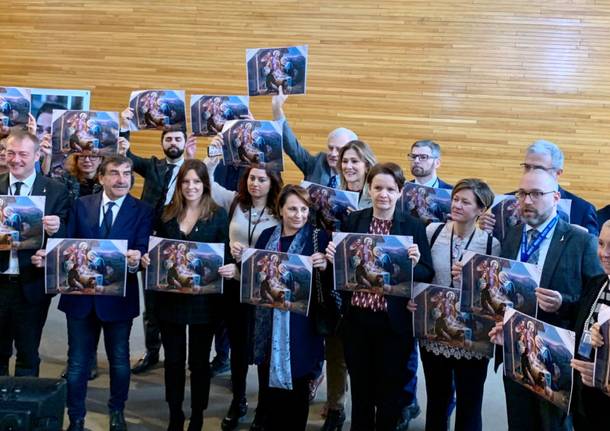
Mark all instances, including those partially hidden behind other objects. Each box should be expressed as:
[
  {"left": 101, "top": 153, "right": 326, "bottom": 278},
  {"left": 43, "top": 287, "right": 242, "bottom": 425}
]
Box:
[
  {"left": 251, "top": 185, "right": 331, "bottom": 431},
  {"left": 326, "top": 162, "right": 434, "bottom": 430},
  {"left": 417, "top": 178, "right": 500, "bottom": 431},
  {"left": 141, "top": 159, "right": 233, "bottom": 431}
]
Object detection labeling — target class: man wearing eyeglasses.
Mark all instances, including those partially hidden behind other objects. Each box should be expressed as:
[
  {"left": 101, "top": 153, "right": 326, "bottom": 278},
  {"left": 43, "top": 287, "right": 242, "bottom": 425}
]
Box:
[
  {"left": 407, "top": 140, "right": 452, "bottom": 190},
  {"left": 492, "top": 168, "right": 602, "bottom": 431},
  {"left": 396, "top": 141, "right": 452, "bottom": 430},
  {"left": 519, "top": 140, "right": 598, "bottom": 235}
]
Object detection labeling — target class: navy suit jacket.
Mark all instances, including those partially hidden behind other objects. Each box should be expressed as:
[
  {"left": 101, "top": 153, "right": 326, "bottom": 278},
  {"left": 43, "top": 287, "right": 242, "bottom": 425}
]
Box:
[
  {"left": 0, "top": 173, "right": 70, "bottom": 303},
  {"left": 58, "top": 193, "right": 154, "bottom": 322},
  {"left": 559, "top": 186, "right": 598, "bottom": 236},
  {"left": 597, "top": 204, "right": 610, "bottom": 227},
  {"left": 340, "top": 207, "right": 435, "bottom": 334}
]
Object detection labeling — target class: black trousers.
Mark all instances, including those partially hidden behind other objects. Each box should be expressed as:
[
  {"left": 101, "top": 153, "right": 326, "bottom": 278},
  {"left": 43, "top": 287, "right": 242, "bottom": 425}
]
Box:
[
  {"left": 256, "top": 364, "right": 311, "bottom": 431},
  {"left": 223, "top": 281, "right": 252, "bottom": 400},
  {"left": 420, "top": 347, "right": 489, "bottom": 431},
  {"left": 0, "top": 280, "right": 50, "bottom": 376},
  {"left": 143, "top": 289, "right": 162, "bottom": 353},
  {"left": 503, "top": 375, "right": 571, "bottom": 431},
  {"left": 159, "top": 320, "right": 216, "bottom": 412},
  {"left": 341, "top": 307, "right": 412, "bottom": 431}
]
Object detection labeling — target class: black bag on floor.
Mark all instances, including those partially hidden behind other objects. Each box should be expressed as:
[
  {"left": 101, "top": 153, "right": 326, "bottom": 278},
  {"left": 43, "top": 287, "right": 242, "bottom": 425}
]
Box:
[{"left": 0, "top": 377, "right": 66, "bottom": 431}]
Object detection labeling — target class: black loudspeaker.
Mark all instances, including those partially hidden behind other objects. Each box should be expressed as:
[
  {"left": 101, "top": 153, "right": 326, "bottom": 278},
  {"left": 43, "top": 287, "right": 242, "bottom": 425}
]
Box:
[{"left": 0, "top": 377, "right": 66, "bottom": 431}]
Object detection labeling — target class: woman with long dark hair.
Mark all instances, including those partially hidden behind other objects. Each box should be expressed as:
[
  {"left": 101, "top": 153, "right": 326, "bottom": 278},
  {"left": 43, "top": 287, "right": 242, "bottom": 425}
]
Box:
[
  {"left": 205, "top": 140, "right": 284, "bottom": 430},
  {"left": 141, "top": 159, "right": 234, "bottom": 431}
]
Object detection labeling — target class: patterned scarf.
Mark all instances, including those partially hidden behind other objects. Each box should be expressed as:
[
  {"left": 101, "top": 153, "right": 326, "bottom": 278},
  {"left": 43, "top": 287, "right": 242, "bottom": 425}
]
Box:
[{"left": 253, "top": 223, "right": 312, "bottom": 390}]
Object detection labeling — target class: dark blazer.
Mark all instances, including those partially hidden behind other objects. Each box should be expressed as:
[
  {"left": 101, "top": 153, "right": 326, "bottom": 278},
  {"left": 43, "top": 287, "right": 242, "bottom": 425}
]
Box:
[
  {"left": 282, "top": 121, "right": 333, "bottom": 186},
  {"left": 571, "top": 274, "right": 610, "bottom": 423},
  {"left": 58, "top": 193, "right": 154, "bottom": 322},
  {"left": 500, "top": 218, "right": 602, "bottom": 329},
  {"left": 254, "top": 224, "right": 330, "bottom": 379},
  {"left": 495, "top": 218, "right": 603, "bottom": 371},
  {"left": 153, "top": 208, "right": 228, "bottom": 325},
  {"left": 126, "top": 150, "right": 172, "bottom": 211},
  {"left": 560, "top": 186, "right": 598, "bottom": 236},
  {"left": 0, "top": 173, "right": 70, "bottom": 304},
  {"left": 409, "top": 177, "right": 453, "bottom": 190},
  {"left": 597, "top": 204, "right": 610, "bottom": 229},
  {"left": 340, "top": 207, "right": 435, "bottom": 334}
]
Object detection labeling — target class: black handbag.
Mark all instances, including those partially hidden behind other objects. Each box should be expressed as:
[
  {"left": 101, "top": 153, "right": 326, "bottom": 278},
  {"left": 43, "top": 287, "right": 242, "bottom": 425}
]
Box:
[{"left": 312, "top": 228, "right": 342, "bottom": 336}]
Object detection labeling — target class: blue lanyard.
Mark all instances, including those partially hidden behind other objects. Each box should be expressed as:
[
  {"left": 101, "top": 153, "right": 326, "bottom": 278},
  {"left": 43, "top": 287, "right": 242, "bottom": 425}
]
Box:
[{"left": 520, "top": 215, "right": 558, "bottom": 263}]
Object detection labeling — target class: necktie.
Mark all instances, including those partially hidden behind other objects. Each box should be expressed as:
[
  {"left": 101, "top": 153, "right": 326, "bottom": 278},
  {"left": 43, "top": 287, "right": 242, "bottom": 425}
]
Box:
[
  {"left": 527, "top": 229, "right": 540, "bottom": 265},
  {"left": 158, "top": 164, "right": 176, "bottom": 212},
  {"left": 13, "top": 181, "right": 23, "bottom": 196},
  {"left": 100, "top": 202, "right": 116, "bottom": 238},
  {"left": 327, "top": 175, "right": 337, "bottom": 189}
]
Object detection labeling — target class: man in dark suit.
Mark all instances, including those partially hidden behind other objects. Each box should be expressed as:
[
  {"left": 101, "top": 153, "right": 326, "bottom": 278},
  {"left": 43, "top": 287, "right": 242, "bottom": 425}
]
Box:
[
  {"left": 520, "top": 139, "right": 598, "bottom": 235},
  {"left": 408, "top": 140, "right": 452, "bottom": 190},
  {"left": 34, "top": 155, "right": 153, "bottom": 431},
  {"left": 494, "top": 169, "right": 602, "bottom": 431},
  {"left": 597, "top": 204, "right": 610, "bottom": 227},
  {"left": 272, "top": 89, "right": 358, "bottom": 188},
  {"left": 0, "top": 129, "right": 69, "bottom": 376},
  {"left": 399, "top": 138, "right": 453, "bottom": 429}
]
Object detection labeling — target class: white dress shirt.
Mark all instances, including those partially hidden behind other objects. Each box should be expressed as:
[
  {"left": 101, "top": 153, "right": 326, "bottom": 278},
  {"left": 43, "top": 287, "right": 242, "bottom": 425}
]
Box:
[
  {"left": 9, "top": 171, "right": 37, "bottom": 196},
  {"left": 99, "top": 192, "right": 127, "bottom": 228},
  {"left": 3, "top": 171, "right": 38, "bottom": 275}
]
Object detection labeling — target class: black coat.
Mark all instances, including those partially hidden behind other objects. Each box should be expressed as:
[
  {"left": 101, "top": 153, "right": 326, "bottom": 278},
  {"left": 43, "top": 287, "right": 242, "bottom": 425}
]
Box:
[
  {"left": 340, "top": 207, "right": 435, "bottom": 334},
  {"left": 571, "top": 274, "right": 610, "bottom": 424},
  {"left": 153, "top": 208, "right": 229, "bottom": 325}
]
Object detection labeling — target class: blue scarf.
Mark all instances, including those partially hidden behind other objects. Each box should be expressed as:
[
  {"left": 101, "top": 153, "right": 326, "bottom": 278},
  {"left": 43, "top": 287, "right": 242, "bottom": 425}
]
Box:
[{"left": 253, "top": 223, "right": 312, "bottom": 390}]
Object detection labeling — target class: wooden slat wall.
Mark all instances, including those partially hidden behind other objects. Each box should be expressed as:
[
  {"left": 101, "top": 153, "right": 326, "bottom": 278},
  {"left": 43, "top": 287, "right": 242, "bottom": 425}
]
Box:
[{"left": 1, "top": 0, "right": 609, "bottom": 206}]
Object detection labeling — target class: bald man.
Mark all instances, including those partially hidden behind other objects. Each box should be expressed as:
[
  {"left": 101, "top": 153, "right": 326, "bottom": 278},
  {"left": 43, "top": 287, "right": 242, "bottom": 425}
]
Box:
[{"left": 497, "top": 169, "right": 603, "bottom": 431}]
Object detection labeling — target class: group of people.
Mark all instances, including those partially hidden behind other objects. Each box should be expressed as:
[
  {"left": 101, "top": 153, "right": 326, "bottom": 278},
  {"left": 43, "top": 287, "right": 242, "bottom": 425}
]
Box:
[{"left": 0, "top": 86, "right": 608, "bottom": 431}]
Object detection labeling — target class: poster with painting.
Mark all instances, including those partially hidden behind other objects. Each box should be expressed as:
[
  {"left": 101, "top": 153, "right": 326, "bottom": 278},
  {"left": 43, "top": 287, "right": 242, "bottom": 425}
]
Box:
[
  {"left": 460, "top": 251, "right": 540, "bottom": 321},
  {"left": 129, "top": 89, "right": 186, "bottom": 131},
  {"left": 240, "top": 248, "right": 312, "bottom": 316},
  {"left": 333, "top": 233, "right": 413, "bottom": 297},
  {"left": 145, "top": 236, "right": 224, "bottom": 294},
  {"left": 503, "top": 308, "right": 575, "bottom": 412},
  {"left": 246, "top": 45, "right": 308, "bottom": 96},
  {"left": 221, "top": 120, "right": 283, "bottom": 171},
  {"left": 45, "top": 238, "right": 127, "bottom": 296},
  {"left": 190, "top": 95, "right": 250, "bottom": 136}
]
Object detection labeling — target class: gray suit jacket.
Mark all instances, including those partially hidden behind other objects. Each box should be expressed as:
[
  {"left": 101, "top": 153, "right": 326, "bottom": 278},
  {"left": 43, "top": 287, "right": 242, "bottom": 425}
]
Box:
[
  {"left": 500, "top": 218, "right": 602, "bottom": 329},
  {"left": 282, "top": 121, "right": 334, "bottom": 186},
  {"left": 495, "top": 218, "right": 603, "bottom": 371}
]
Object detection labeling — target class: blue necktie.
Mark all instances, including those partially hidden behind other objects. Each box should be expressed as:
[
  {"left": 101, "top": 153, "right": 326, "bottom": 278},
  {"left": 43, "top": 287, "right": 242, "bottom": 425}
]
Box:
[
  {"left": 100, "top": 202, "right": 115, "bottom": 238},
  {"left": 527, "top": 229, "right": 540, "bottom": 265},
  {"left": 327, "top": 175, "right": 337, "bottom": 189}
]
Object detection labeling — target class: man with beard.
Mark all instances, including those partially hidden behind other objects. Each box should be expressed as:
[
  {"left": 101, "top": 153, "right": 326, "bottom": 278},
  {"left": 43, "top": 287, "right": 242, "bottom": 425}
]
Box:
[
  {"left": 491, "top": 169, "right": 602, "bottom": 431},
  {"left": 407, "top": 140, "right": 452, "bottom": 190},
  {"left": 119, "top": 108, "right": 191, "bottom": 374},
  {"left": 272, "top": 88, "right": 357, "bottom": 188}
]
